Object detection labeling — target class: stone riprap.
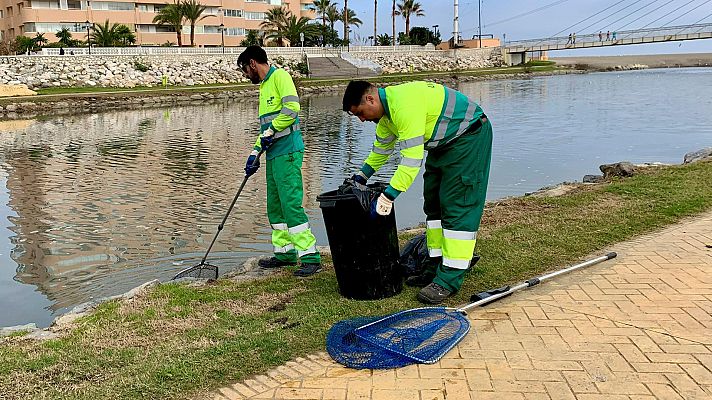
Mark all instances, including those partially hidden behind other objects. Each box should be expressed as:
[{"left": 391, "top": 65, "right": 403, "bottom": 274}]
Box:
[
  {"left": 352, "top": 48, "right": 502, "bottom": 73},
  {"left": 0, "top": 54, "right": 307, "bottom": 89},
  {"left": 0, "top": 49, "right": 502, "bottom": 90}
]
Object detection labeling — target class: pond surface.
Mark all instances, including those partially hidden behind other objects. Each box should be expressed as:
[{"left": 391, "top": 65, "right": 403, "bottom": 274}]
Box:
[{"left": 2, "top": 67, "right": 711, "bottom": 327}]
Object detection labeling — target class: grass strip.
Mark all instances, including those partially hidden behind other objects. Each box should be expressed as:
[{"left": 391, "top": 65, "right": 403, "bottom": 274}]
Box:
[{"left": 2, "top": 160, "right": 709, "bottom": 399}]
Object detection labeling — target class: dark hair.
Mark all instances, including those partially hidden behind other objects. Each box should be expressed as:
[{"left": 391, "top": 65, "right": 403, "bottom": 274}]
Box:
[
  {"left": 342, "top": 80, "right": 375, "bottom": 112},
  {"left": 237, "top": 45, "right": 268, "bottom": 67}
]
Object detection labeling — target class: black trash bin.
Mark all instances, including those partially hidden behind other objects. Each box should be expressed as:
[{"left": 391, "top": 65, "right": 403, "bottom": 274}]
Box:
[{"left": 317, "top": 183, "right": 402, "bottom": 300}]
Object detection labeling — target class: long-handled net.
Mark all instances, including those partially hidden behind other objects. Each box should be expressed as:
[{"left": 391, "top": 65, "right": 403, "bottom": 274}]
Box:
[
  {"left": 172, "top": 151, "right": 263, "bottom": 280},
  {"left": 327, "top": 253, "right": 617, "bottom": 369}
]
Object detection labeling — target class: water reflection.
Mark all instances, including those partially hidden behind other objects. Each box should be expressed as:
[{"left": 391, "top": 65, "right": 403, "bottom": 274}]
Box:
[{"left": 1, "top": 68, "right": 712, "bottom": 327}]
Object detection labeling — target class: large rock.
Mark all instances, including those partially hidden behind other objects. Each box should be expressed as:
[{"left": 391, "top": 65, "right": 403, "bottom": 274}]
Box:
[
  {"left": 599, "top": 162, "right": 636, "bottom": 178},
  {"left": 683, "top": 147, "right": 712, "bottom": 164}
]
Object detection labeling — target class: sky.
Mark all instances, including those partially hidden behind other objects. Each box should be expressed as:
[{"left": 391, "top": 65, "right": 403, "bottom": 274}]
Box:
[{"left": 336, "top": 0, "right": 712, "bottom": 56}]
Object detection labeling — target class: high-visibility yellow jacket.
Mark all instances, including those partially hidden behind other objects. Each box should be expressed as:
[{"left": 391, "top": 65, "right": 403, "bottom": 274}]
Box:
[
  {"left": 361, "top": 81, "right": 485, "bottom": 199},
  {"left": 254, "top": 66, "right": 303, "bottom": 160}
]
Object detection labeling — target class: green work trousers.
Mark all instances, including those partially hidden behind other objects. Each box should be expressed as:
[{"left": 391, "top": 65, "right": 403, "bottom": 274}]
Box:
[
  {"left": 422, "top": 120, "right": 493, "bottom": 292},
  {"left": 266, "top": 151, "right": 321, "bottom": 264}
]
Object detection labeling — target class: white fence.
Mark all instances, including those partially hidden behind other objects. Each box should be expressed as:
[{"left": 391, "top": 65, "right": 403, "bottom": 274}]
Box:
[{"left": 39, "top": 44, "right": 438, "bottom": 57}]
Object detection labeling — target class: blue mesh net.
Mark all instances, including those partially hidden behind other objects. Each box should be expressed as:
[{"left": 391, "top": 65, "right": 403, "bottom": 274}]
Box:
[{"left": 326, "top": 308, "right": 471, "bottom": 369}]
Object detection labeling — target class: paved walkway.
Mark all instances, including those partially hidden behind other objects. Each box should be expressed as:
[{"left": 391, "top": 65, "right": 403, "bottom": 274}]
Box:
[{"left": 210, "top": 212, "right": 712, "bottom": 400}]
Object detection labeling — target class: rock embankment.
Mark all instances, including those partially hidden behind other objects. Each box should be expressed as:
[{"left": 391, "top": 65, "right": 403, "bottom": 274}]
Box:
[
  {"left": 352, "top": 48, "right": 502, "bottom": 73},
  {"left": 0, "top": 54, "right": 306, "bottom": 89}
]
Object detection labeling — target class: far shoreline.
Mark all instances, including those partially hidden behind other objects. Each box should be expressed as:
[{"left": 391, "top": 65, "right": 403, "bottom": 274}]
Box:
[{"left": 550, "top": 51, "right": 712, "bottom": 68}]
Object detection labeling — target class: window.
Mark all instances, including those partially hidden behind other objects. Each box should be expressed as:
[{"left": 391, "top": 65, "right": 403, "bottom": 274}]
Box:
[
  {"left": 203, "top": 25, "right": 220, "bottom": 34},
  {"left": 30, "top": 0, "right": 60, "bottom": 9},
  {"left": 137, "top": 3, "right": 151, "bottom": 11},
  {"left": 225, "top": 27, "right": 246, "bottom": 36},
  {"left": 67, "top": 0, "right": 82, "bottom": 9},
  {"left": 90, "top": 1, "right": 134, "bottom": 10},
  {"left": 244, "top": 11, "right": 265, "bottom": 20},
  {"left": 223, "top": 9, "right": 242, "bottom": 18},
  {"left": 6, "top": 6, "right": 14, "bottom": 16},
  {"left": 245, "top": 0, "right": 267, "bottom": 3},
  {"left": 23, "top": 22, "right": 87, "bottom": 33}
]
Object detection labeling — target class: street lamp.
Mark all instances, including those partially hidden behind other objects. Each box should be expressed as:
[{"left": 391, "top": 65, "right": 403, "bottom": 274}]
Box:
[
  {"left": 219, "top": 23, "right": 225, "bottom": 53},
  {"left": 85, "top": 20, "right": 91, "bottom": 55}
]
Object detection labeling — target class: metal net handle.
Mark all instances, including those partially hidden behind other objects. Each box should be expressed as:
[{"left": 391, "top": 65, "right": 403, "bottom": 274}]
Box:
[{"left": 457, "top": 253, "right": 617, "bottom": 313}]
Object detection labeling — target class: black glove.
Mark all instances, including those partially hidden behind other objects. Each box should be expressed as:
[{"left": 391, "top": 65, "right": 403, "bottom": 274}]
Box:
[{"left": 244, "top": 153, "right": 260, "bottom": 177}]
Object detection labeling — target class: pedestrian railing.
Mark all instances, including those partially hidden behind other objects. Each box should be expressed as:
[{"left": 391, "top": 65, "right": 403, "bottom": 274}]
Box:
[{"left": 38, "top": 44, "right": 438, "bottom": 57}]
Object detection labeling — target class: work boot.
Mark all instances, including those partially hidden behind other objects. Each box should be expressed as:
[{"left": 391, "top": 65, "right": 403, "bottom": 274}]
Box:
[
  {"left": 258, "top": 257, "right": 294, "bottom": 269},
  {"left": 417, "top": 282, "right": 452, "bottom": 305},
  {"left": 293, "top": 263, "right": 321, "bottom": 277},
  {"left": 405, "top": 271, "right": 435, "bottom": 288}
]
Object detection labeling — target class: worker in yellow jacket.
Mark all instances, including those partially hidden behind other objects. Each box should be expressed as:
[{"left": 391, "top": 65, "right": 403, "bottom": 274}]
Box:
[
  {"left": 343, "top": 80, "right": 492, "bottom": 304},
  {"left": 237, "top": 46, "right": 321, "bottom": 277}
]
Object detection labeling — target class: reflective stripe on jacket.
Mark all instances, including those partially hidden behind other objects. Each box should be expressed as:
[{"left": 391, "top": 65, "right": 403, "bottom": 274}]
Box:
[
  {"left": 361, "top": 81, "right": 485, "bottom": 199},
  {"left": 255, "top": 66, "right": 304, "bottom": 159}
]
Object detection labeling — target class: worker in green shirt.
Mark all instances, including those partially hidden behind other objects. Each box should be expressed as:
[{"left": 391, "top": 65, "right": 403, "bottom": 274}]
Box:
[
  {"left": 343, "top": 80, "right": 492, "bottom": 304},
  {"left": 237, "top": 46, "right": 321, "bottom": 277}
]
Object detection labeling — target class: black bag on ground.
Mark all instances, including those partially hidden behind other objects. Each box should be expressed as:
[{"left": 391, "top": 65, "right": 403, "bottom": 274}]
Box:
[
  {"left": 399, "top": 233, "right": 482, "bottom": 277},
  {"left": 399, "top": 233, "right": 429, "bottom": 277}
]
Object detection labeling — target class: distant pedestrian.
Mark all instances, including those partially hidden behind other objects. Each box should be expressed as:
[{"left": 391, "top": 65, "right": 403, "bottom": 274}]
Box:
[
  {"left": 572, "top": 32, "right": 576, "bottom": 44},
  {"left": 567, "top": 33, "right": 572, "bottom": 44},
  {"left": 612, "top": 31, "right": 617, "bottom": 40},
  {"left": 606, "top": 31, "right": 610, "bottom": 41},
  {"left": 59, "top": 47, "right": 65, "bottom": 55},
  {"left": 599, "top": 31, "right": 603, "bottom": 41}
]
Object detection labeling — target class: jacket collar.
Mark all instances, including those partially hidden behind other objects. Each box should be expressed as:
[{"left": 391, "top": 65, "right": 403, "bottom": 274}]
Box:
[
  {"left": 261, "top": 66, "right": 276, "bottom": 83},
  {"left": 378, "top": 87, "right": 391, "bottom": 119}
]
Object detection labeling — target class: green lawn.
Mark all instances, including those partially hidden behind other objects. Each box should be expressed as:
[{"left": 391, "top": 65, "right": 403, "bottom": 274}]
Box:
[{"left": 3, "top": 160, "right": 709, "bottom": 400}]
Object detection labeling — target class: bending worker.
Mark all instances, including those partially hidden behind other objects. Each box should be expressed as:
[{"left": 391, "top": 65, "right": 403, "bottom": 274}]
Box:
[
  {"left": 343, "top": 80, "right": 492, "bottom": 304},
  {"left": 237, "top": 45, "right": 321, "bottom": 277}
]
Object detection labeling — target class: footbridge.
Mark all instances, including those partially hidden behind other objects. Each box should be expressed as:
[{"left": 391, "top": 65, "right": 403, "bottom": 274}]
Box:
[{"left": 504, "top": 23, "right": 712, "bottom": 65}]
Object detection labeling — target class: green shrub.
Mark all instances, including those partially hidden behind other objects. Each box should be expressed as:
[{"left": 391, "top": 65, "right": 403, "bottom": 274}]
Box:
[{"left": 133, "top": 60, "right": 150, "bottom": 72}]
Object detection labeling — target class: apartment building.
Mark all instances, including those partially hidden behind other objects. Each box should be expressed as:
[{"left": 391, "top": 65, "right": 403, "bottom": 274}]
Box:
[{"left": 0, "top": 0, "right": 314, "bottom": 46}]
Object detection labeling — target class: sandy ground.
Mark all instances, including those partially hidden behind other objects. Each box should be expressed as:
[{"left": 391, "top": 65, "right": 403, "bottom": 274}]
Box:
[{"left": 551, "top": 52, "right": 712, "bottom": 68}]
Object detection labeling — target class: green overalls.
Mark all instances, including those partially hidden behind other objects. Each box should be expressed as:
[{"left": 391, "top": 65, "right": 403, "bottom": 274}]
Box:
[
  {"left": 359, "top": 81, "right": 492, "bottom": 292},
  {"left": 254, "top": 66, "right": 320, "bottom": 264}
]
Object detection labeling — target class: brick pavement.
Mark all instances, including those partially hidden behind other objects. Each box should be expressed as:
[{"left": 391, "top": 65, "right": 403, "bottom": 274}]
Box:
[{"left": 209, "top": 212, "right": 712, "bottom": 400}]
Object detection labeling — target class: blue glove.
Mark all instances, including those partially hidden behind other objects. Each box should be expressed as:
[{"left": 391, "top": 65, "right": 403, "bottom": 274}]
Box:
[
  {"left": 244, "top": 152, "right": 260, "bottom": 177},
  {"left": 260, "top": 127, "right": 275, "bottom": 150},
  {"left": 351, "top": 172, "right": 368, "bottom": 185}
]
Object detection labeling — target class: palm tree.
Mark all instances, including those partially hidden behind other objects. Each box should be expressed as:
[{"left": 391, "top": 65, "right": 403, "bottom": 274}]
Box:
[
  {"left": 33, "top": 33, "right": 49, "bottom": 48},
  {"left": 395, "top": 0, "right": 424, "bottom": 36},
  {"left": 55, "top": 28, "right": 73, "bottom": 47},
  {"left": 90, "top": 20, "right": 123, "bottom": 47},
  {"left": 181, "top": 0, "right": 207, "bottom": 47},
  {"left": 373, "top": 0, "right": 377, "bottom": 46},
  {"left": 153, "top": 2, "right": 184, "bottom": 46},
  {"left": 277, "top": 15, "right": 319, "bottom": 46},
  {"left": 343, "top": 0, "right": 348, "bottom": 44},
  {"left": 325, "top": 4, "right": 341, "bottom": 33},
  {"left": 343, "top": 8, "right": 362, "bottom": 32},
  {"left": 260, "top": 6, "right": 290, "bottom": 46},
  {"left": 115, "top": 24, "right": 136, "bottom": 46},
  {"left": 310, "top": 0, "right": 332, "bottom": 29},
  {"left": 311, "top": 0, "right": 332, "bottom": 46},
  {"left": 376, "top": 33, "right": 392, "bottom": 46},
  {"left": 392, "top": 0, "right": 396, "bottom": 46}
]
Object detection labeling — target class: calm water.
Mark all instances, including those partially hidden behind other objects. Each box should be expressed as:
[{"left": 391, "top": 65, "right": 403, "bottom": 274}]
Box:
[{"left": 1, "top": 68, "right": 711, "bottom": 328}]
